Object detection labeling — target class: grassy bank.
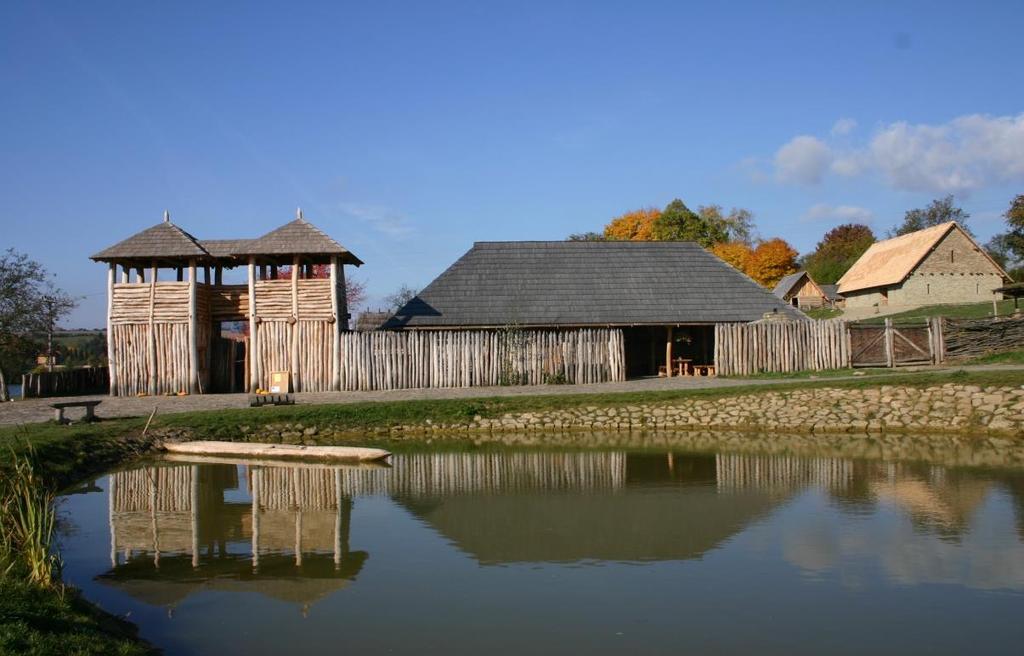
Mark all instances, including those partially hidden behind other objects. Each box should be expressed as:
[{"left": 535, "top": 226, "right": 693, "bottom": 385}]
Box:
[
  {"left": 858, "top": 299, "right": 1021, "bottom": 323},
  {"left": 4, "top": 368, "right": 1022, "bottom": 455},
  {"left": 0, "top": 422, "right": 156, "bottom": 655}
]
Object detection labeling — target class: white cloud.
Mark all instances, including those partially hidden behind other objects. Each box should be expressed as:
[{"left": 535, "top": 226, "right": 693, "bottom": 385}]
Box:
[
  {"left": 767, "top": 113, "right": 1024, "bottom": 195},
  {"left": 831, "top": 117, "right": 857, "bottom": 136},
  {"left": 802, "top": 203, "right": 874, "bottom": 224},
  {"left": 868, "top": 114, "right": 1024, "bottom": 194},
  {"left": 774, "top": 135, "right": 832, "bottom": 185},
  {"left": 339, "top": 203, "right": 414, "bottom": 238}
]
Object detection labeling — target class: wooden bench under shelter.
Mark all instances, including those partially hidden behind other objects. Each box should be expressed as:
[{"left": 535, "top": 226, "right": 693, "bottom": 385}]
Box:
[{"left": 50, "top": 400, "right": 102, "bottom": 424}]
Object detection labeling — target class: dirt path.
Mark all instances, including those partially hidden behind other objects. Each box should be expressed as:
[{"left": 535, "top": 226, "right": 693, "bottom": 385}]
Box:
[{"left": 2, "top": 364, "right": 1020, "bottom": 426}]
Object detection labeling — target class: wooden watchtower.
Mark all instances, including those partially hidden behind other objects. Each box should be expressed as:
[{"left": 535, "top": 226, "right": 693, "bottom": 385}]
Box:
[{"left": 91, "top": 210, "right": 362, "bottom": 396}]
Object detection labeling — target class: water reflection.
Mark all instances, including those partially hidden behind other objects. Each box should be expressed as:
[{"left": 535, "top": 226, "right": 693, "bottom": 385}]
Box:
[
  {"left": 102, "top": 462, "right": 369, "bottom": 612},
  {"left": 62, "top": 449, "right": 1024, "bottom": 654},
  {"left": 98, "top": 452, "right": 1024, "bottom": 594}
]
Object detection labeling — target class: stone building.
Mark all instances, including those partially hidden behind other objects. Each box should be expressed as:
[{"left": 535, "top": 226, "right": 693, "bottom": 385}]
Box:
[{"left": 837, "top": 222, "right": 1010, "bottom": 309}]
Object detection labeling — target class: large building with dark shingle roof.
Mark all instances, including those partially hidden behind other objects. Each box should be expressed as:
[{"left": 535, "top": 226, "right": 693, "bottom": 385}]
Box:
[
  {"left": 92, "top": 210, "right": 361, "bottom": 396},
  {"left": 386, "top": 241, "right": 800, "bottom": 377}
]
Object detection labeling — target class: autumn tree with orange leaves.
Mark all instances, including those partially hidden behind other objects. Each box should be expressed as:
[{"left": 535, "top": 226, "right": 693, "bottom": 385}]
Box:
[
  {"left": 709, "top": 241, "right": 754, "bottom": 273},
  {"left": 745, "top": 238, "right": 799, "bottom": 287},
  {"left": 603, "top": 207, "right": 661, "bottom": 241}
]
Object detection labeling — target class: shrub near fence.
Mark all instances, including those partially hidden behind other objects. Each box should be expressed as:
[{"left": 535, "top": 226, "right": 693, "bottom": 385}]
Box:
[
  {"left": 338, "top": 329, "right": 626, "bottom": 391},
  {"left": 20, "top": 367, "right": 110, "bottom": 399}
]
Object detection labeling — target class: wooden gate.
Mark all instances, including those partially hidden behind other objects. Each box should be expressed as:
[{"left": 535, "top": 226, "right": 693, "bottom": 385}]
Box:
[{"left": 849, "top": 318, "right": 938, "bottom": 368}]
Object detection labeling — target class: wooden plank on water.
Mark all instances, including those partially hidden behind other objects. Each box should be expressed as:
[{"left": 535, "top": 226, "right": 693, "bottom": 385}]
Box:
[{"left": 163, "top": 440, "right": 391, "bottom": 462}]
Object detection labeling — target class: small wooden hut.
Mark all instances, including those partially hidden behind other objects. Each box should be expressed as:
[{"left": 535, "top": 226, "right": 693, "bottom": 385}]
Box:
[{"left": 91, "top": 210, "right": 362, "bottom": 396}]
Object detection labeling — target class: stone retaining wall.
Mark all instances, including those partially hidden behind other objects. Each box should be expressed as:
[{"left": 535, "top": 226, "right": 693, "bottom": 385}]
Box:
[{"left": 214, "top": 383, "right": 1024, "bottom": 444}]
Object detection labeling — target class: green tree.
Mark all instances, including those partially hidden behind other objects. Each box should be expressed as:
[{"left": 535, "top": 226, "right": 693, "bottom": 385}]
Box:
[
  {"left": 987, "top": 194, "right": 1024, "bottom": 281},
  {"left": 698, "top": 205, "right": 756, "bottom": 244},
  {"left": 566, "top": 232, "right": 606, "bottom": 241},
  {"left": 0, "top": 249, "right": 77, "bottom": 400},
  {"left": 652, "top": 199, "right": 728, "bottom": 247},
  {"left": 890, "top": 195, "right": 971, "bottom": 237},
  {"left": 802, "top": 223, "right": 876, "bottom": 284}
]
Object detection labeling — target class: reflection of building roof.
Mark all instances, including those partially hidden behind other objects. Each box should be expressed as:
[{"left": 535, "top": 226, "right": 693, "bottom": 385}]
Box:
[
  {"left": 399, "top": 488, "right": 782, "bottom": 564},
  {"left": 97, "top": 552, "right": 367, "bottom": 607}
]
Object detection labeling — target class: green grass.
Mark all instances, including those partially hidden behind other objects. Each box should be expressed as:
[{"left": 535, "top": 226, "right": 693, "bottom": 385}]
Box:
[
  {"left": 0, "top": 581, "right": 149, "bottom": 655},
  {"left": 968, "top": 349, "right": 1024, "bottom": 365},
  {"left": 5, "top": 368, "right": 1022, "bottom": 456},
  {"left": 803, "top": 307, "right": 843, "bottom": 320},
  {"left": 858, "top": 299, "right": 1022, "bottom": 324},
  {"left": 724, "top": 367, "right": 897, "bottom": 381}
]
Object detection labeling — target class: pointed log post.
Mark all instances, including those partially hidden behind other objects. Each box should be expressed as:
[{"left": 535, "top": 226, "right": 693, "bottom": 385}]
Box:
[
  {"left": 147, "top": 263, "right": 157, "bottom": 396},
  {"left": 665, "top": 326, "right": 674, "bottom": 377},
  {"left": 188, "top": 259, "right": 199, "bottom": 394},
  {"left": 107, "top": 263, "right": 118, "bottom": 396},
  {"left": 248, "top": 257, "right": 259, "bottom": 392},
  {"left": 291, "top": 256, "right": 300, "bottom": 393},
  {"left": 330, "top": 256, "right": 341, "bottom": 390}
]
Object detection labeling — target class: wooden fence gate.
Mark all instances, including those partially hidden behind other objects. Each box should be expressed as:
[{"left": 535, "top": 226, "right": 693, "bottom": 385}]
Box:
[{"left": 849, "top": 318, "right": 941, "bottom": 368}]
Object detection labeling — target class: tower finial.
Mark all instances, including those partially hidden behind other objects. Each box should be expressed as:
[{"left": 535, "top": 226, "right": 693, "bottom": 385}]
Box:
[
  {"left": 163, "top": 210, "right": 170, "bottom": 223},
  {"left": 296, "top": 207, "right": 303, "bottom": 220}
]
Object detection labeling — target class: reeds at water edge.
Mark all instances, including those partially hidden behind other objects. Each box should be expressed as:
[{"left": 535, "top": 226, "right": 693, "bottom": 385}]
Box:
[{"left": 0, "top": 451, "right": 62, "bottom": 588}]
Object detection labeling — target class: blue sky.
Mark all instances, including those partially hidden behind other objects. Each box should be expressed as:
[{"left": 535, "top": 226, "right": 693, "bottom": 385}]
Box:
[{"left": 3, "top": 1, "right": 1023, "bottom": 328}]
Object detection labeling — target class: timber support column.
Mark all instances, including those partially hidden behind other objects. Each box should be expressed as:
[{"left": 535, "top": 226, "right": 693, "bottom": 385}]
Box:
[
  {"left": 665, "top": 326, "right": 674, "bottom": 377},
  {"left": 147, "top": 262, "right": 157, "bottom": 396},
  {"left": 187, "top": 259, "right": 199, "bottom": 394},
  {"left": 106, "top": 263, "right": 117, "bottom": 396},
  {"left": 291, "top": 256, "right": 300, "bottom": 393},
  {"left": 330, "top": 257, "right": 342, "bottom": 391},
  {"left": 248, "top": 257, "right": 259, "bottom": 392}
]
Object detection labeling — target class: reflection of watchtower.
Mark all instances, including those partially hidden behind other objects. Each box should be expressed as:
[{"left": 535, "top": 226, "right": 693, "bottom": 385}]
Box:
[{"left": 104, "top": 462, "right": 368, "bottom": 610}]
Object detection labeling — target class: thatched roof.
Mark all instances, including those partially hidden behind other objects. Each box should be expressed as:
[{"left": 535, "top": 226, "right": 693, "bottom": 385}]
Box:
[
  {"left": 385, "top": 241, "right": 802, "bottom": 328},
  {"left": 837, "top": 222, "right": 1008, "bottom": 295},
  {"left": 91, "top": 220, "right": 207, "bottom": 260},
  {"left": 91, "top": 215, "right": 362, "bottom": 265}
]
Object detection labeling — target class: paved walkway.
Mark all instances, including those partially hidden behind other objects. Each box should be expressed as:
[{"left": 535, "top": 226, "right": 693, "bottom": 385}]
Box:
[{"left": 2, "top": 364, "right": 1020, "bottom": 426}]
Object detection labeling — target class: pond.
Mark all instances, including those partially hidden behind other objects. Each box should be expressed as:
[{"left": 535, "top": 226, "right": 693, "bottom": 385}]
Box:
[{"left": 57, "top": 443, "right": 1024, "bottom": 655}]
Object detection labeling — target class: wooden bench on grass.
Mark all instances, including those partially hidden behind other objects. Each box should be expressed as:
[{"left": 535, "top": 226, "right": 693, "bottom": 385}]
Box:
[{"left": 50, "top": 400, "right": 102, "bottom": 424}]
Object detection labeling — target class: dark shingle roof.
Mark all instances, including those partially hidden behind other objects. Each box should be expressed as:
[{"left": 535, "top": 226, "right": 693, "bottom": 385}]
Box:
[
  {"left": 772, "top": 271, "right": 807, "bottom": 299},
  {"left": 385, "top": 241, "right": 803, "bottom": 328},
  {"left": 92, "top": 216, "right": 362, "bottom": 264},
  {"left": 819, "top": 284, "right": 842, "bottom": 301},
  {"left": 91, "top": 221, "right": 208, "bottom": 260},
  {"left": 200, "top": 239, "right": 255, "bottom": 258},
  {"left": 236, "top": 219, "right": 363, "bottom": 264}
]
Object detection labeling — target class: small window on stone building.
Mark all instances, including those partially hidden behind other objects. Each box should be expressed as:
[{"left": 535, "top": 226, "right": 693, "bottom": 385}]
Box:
[
  {"left": 976, "top": 283, "right": 980, "bottom": 294},
  {"left": 927, "top": 283, "right": 930, "bottom": 295},
  {"left": 950, "top": 249, "right": 955, "bottom": 263}
]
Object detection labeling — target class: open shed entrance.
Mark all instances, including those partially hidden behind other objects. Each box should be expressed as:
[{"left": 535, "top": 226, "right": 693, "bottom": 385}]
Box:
[
  {"left": 622, "top": 326, "right": 714, "bottom": 378},
  {"left": 209, "top": 321, "right": 249, "bottom": 393}
]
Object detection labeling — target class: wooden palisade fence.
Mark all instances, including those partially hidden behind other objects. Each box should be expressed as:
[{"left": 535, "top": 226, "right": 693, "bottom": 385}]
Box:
[
  {"left": 338, "top": 328, "right": 626, "bottom": 391},
  {"left": 714, "top": 320, "right": 851, "bottom": 376},
  {"left": 20, "top": 366, "right": 110, "bottom": 399}
]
